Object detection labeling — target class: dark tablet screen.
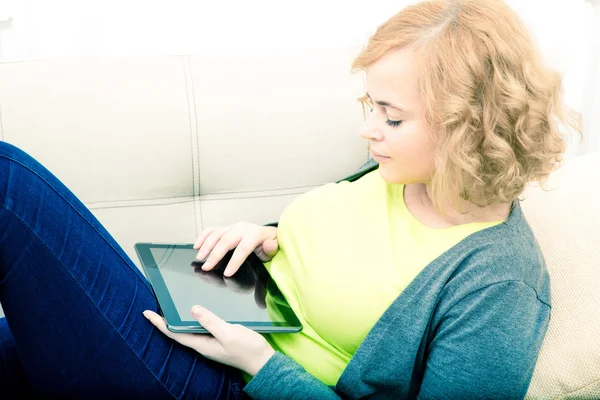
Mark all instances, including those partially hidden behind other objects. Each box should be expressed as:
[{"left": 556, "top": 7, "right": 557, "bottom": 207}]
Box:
[{"left": 135, "top": 243, "right": 302, "bottom": 333}]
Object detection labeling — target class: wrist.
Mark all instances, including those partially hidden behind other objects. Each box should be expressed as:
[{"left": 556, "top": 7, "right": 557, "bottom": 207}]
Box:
[{"left": 244, "top": 346, "right": 276, "bottom": 377}]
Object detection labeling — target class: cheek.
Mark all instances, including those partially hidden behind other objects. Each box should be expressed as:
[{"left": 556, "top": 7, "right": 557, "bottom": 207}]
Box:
[
  {"left": 390, "top": 125, "right": 435, "bottom": 160},
  {"left": 381, "top": 127, "right": 437, "bottom": 183}
]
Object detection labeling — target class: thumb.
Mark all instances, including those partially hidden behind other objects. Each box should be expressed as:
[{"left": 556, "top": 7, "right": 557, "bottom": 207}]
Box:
[
  {"left": 191, "top": 306, "right": 227, "bottom": 338},
  {"left": 262, "top": 239, "right": 279, "bottom": 256}
]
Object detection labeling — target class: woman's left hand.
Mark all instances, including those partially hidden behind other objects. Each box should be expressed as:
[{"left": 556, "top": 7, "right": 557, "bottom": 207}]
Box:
[{"left": 143, "top": 306, "right": 275, "bottom": 376}]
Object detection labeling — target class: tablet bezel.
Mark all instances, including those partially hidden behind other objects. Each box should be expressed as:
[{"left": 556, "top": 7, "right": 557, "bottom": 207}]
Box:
[{"left": 135, "top": 242, "right": 303, "bottom": 334}]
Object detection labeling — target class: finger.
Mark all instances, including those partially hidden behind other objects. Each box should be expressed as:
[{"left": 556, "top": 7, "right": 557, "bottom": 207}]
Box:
[
  {"left": 201, "top": 231, "right": 242, "bottom": 272},
  {"left": 144, "top": 310, "right": 166, "bottom": 329},
  {"left": 255, "top": 239, "right": 279, "bottom": 261},
  {"left": 196, "top": 227, "right": 226, "bottom": 260},
  {"left": 143, "top": 310, "right": 220, "bottom": 353},
  {"left": 191, "top": 261, "right": 206, "bottom": 274},
  {"left": 198, "top": 221, "right": 249, "bottom": 259},
  {"left": 224, "top": 238, "right": 258, "bottom": 277},
  {"left": 191, "top": 306, "right": 229, "bottom": 340},
  {"left": 194, "top": 227, "right": 217, "bottom": 250},
  {"left": 262, "top": 239, "right": 279, "bottom": 256},
  {"left": 196, "top": 227, "right": 228, "bottom": 262},
  {"left": 143, "top": 310, "right": 193, "bottom": 343},
  {"left": 254, "top": 245, "right": 269, "bottom": 262}
]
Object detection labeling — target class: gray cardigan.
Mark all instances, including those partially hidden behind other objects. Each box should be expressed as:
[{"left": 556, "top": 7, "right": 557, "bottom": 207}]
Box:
[{"left": 244, "top": 160, "right": 550, "bottom": 400}]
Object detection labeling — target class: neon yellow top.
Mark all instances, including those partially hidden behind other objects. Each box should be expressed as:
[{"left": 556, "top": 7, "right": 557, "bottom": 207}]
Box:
[{"left": 250, "top": 170, "right": 503, "bottom": 385}]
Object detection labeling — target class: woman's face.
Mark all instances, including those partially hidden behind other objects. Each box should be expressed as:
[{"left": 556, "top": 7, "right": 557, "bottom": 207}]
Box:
[{"left": 360, "top": 47, "right": 437, "bottom": 185}]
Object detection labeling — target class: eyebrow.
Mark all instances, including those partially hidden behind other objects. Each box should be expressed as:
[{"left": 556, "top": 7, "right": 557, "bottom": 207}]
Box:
[{"left": 366, "top": 93, "right": 410, "bottom": 114}]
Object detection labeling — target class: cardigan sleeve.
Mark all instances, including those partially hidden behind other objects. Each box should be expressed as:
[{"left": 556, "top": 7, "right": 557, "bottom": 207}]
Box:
[
  {"left": 243, "top": 352, "right": 343, "bottom": 400},
  {"left": 417, "top": 280, "right": 550, "bottom": 400}
]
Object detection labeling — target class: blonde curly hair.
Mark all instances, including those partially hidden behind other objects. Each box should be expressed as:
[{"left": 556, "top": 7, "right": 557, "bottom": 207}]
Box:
[{"left": 352, "top": 0, "right": 581, "bottom": 210}]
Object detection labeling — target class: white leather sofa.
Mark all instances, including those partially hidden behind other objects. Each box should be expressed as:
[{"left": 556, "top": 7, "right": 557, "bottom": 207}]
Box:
[{"left": 0, "top": 55, "right": 598, "bottom": 399}]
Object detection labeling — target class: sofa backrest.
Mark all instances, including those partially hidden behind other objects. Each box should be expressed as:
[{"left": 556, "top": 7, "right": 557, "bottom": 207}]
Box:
[{"left": 0, "top": 53, "right": 369, "bottom": 228}]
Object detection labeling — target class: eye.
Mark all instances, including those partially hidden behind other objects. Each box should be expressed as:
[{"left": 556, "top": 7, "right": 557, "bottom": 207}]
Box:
[{"left": 386, "top": 119, "right": 403, "bottom": 127}]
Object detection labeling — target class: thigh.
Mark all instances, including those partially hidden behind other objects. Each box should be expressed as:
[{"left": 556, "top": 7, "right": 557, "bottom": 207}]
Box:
[{"left": 0, "top": 142, "right": 246, "bottom": 399}]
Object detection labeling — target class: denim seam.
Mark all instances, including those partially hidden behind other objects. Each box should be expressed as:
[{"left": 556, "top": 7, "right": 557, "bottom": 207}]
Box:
[
  {"left": 179, "top": 354, "right": 198, "bottom": 399},
  {"left": 0, "top": 202, "right": 180, "bottom": 399},
  {"left": 117, "top": 279, "right": 138, "bottom": 333}
]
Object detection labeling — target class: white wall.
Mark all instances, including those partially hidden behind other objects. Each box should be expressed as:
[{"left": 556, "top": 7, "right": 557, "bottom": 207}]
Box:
[{"left": 0, "top": 0, "right": 598, "bottom": 154}]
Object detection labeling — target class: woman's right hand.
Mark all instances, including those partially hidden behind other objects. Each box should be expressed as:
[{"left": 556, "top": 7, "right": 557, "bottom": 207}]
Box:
[{"left": 193, "top": 222, "right": 278, "bottom": 277}]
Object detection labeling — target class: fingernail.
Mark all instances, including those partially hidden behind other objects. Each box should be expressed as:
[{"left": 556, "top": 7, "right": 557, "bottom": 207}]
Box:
[
  {"left": 191, "top": 306, "right": 203, "bottom": 317},
  {"left": 143, "top": 310, "right": 150, "bottom": 318},
  {"left": 223, "top": 268, "right": 231, "bottom": 276}
]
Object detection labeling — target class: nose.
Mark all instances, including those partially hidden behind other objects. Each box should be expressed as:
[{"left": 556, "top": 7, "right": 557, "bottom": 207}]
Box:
[{"left": 359, "top": 110, "right": 384, "bottom": 141}]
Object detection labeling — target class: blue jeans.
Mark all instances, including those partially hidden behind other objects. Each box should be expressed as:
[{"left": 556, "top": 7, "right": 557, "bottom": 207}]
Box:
[{"left": 0, "top": 141, "right": 249, "bottom": 399}]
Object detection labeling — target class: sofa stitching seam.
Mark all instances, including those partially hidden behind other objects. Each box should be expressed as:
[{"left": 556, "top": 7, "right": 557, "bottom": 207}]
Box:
[
  {"left": 186, "top": 56, "right": 204, "bottom": 233},
  {"left": 182, "top": 55, "right": 199, "bottom": 238},
  {"left": 561, "top": 376, "right": 600, "bottom": 397},
  {"left": 86, "top": 189, "right": 316, "bottom": 210},
  {"left": 78, "top": 183, "right": 322, "bottom": 206}
]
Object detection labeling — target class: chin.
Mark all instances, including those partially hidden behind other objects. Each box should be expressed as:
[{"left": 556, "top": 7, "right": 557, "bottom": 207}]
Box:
[
  {"left": 377, "top": 165, "right": 422, "bottom": 186},
  {"left": 377, "top": 166, "right": 402, "bottom": 184}
]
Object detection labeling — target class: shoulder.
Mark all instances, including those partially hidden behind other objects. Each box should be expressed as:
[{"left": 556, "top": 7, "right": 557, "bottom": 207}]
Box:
[{"left": 438, "top": 202, "right": 551, "bottom": 307}]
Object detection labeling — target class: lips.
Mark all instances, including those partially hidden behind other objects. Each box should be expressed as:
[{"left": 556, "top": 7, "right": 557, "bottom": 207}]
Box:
[{"left": 371, "top": 150, "right": 389, "bottom": 158}]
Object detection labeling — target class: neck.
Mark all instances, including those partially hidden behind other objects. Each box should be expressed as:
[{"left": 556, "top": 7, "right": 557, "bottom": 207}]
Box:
[{"left": 406, "top": 183, "right": 511, "bottom": 228}]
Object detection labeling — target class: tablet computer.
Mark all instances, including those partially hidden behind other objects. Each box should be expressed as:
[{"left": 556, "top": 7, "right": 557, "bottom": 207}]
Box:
[{"left": 135, "top": 242, "right": 302, "bottom": 334}]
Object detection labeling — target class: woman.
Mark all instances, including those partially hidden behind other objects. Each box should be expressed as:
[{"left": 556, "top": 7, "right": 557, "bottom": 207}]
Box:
[{"left": 0, "top": 0, "right": 580, "bottom": 398}]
